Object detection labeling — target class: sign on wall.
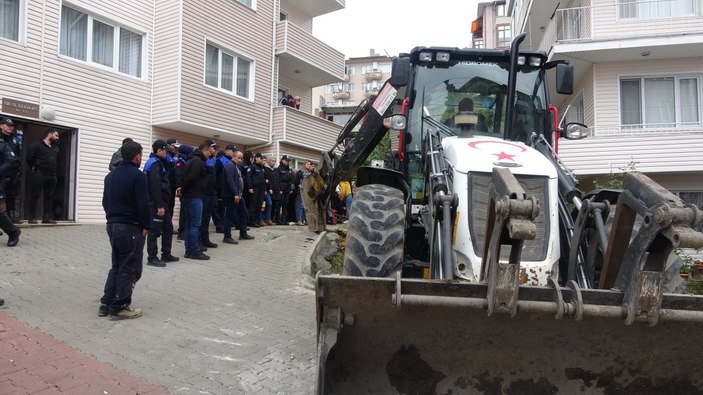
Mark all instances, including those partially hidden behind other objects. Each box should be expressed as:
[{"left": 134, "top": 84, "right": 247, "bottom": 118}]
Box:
[{"left": 2, "top": 98, "right": 40, "bottom": 119}]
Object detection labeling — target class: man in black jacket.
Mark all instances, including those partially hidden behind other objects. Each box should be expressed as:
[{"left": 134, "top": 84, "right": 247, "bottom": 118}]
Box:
[
  {"left": 247, "top": 152, "right": 267, "bottom": 227},
  {"left": 0, "top": 118, "right": 23, "bottom": 224},
  {"left": 99, "top": 141, "right": 150, "bottom": 320},
  {"left": 275, "top": 155, "right": 294, "bottom": 225},
  {"left": 179, "top": 140, "right": 216, "bottom": 260},
  {"left": 144, "top": 140, "right": 179, "bottom": 267},
  {"left": 26, "top": 128, "right": 60, "bottom": 224},
  {"left": 199, "top": 139, "right": 219, "bottom": 250},
  {"left": 0, "top": 137, "right": 21, "bottom": 246}
]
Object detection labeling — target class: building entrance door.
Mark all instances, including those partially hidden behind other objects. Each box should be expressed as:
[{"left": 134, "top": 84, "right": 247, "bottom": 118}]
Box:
[{"left": 11, "top": 120, "right": 77, "bottom": 222}]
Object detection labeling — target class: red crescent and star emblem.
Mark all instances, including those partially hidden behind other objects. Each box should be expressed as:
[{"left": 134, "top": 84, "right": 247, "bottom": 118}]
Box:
[{"left": 468, "top": 140, "right": 526, "bottom": 162}]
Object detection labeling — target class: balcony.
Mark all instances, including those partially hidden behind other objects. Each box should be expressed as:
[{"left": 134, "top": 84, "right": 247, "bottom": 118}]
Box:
[
  {"left": 332, "top": 91, "right": 350, "bottom": 100},
  {"left": 365, "top": 89, "right": 379, "bottom": 98},
  {"left": 272, "top": 106, "right": 340, "bottom": 152},
  {"left": 365, "top": 70, "right": 383, "bottom": 81},
  {"left": 343, "top": 74, "right": 350, "bottom": 82},
  {"left": 276, "top": 21, "right": 345, "bottom": 86},
  {"left": 539, "top": 0, "right": 703, "bottom": 62},
  {"left": 293, "top": 0, "right": 345, "bottom": 18}
]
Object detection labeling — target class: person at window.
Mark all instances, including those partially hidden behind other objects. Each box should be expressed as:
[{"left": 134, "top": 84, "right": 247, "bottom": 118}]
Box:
[
  {"left": 285, "top": 95, "right": 295, "bottom": 108},
  {"left": 26, "top": 128, "right": 60, "bottom": 224},
  {"left": 293, "top": 96, "right": 301, "bottom": 110},
  {"left": 0, "top": 118, "right": 23, "bottom": 224},
  {"left": 99, "top": 140, "right": 150, "bottom": 320}
]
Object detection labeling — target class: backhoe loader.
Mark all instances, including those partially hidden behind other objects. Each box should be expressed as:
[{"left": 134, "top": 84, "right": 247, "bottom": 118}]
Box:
[{"left": 308, "top": 34, "right": 703, "bottom": 394}]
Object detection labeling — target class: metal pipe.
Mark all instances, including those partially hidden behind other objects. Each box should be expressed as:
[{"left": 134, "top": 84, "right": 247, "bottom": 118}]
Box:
[
  {"left": 441, "top": 199, "right": 454, "bottom": 279},
  {"left": 396, "top": 294, "right": 703, "bottom": 323}
]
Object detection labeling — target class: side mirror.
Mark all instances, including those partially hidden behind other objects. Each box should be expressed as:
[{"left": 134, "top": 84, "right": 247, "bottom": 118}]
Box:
[
  {"left": 562, "top": 122, "right": 589, "bottom": 140},
  {"left": 389, "top": 57, "right": 411, "bottom": 87},
  {"left": 383, "top": 114, "right": 407, "bottom": 131},
  {"left": 556, "top": 63, "right": 574, "bottom": 95}
]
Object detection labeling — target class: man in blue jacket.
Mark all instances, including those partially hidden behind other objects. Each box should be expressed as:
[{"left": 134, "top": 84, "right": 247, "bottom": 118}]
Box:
[
  {"left": 99, "top": 141, "right": 151, "bottom": 320},
  {"left": 221, "top": 146, "right": 255, "bottom": 244},
  {"left": 144, "top": 140, "right": 179, "bottom": 267}
]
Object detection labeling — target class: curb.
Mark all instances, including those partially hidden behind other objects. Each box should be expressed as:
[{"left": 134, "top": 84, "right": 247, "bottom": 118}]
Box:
[{"left": 300, "top": 230, "right": 327, "bottom": 290}]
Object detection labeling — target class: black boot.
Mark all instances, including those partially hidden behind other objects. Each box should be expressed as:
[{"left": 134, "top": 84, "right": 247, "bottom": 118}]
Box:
[
  {"left": 0, "top": 214, "right": 20, "bottom": 247},
  {"left": 8, "top": 210, "right": 23, "bottom": 225}
]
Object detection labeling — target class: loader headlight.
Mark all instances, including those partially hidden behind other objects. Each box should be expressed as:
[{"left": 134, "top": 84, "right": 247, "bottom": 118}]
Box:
[
  {"left": 419, "top": 52, "right": 433, "bottom": 62},
  {"left": 517, "top": 56, "right": 526, "bottom": 66},
  {"left": 562, "top": 122, "right": 590, "bottom": 140},
  {"left": 529, "top": 56, "right": 542, "bottom": 67},
  {"left": 384, "top": 114, "right": 407, "bottom": 131},
  {"left": 436, "top": 52, "right": 450, "bottom": 62}
]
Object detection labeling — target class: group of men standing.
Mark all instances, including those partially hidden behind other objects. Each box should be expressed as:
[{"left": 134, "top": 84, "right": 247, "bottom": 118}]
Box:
[{"left": 99, "top": 138, "right": 270, "bottom": 319}]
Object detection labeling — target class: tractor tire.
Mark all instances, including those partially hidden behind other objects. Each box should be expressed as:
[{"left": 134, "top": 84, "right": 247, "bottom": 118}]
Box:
[{"left": 343, "top": 184, "right": 405, "bottom": 277}]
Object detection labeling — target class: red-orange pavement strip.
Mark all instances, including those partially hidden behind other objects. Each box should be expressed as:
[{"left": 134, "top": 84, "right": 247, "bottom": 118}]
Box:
[{"left": 0, "top": 312, "right": 172, "bottom": 395}]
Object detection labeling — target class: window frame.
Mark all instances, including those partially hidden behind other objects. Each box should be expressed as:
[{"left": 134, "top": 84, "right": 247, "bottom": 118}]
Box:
[
  {"left": 203, "top": 40, "right": 256, "bottom": 101},
  {"left": 496, "top": 24, "right": 512, "bottom": 48},
  {"left": 237, "top": 0, "right": 257, "bottom": 11},
  {"left": 58, "top": 4, "right": 146, "bottom": 80},
  {"left": 619, "top": 74, "right": 702, "bottom": 129},
  {"left": 0, "top": 0, "right": 26, "bottom": 44},
  {"left": 617, "top": 0, "right": 696, "bottom": 20}
]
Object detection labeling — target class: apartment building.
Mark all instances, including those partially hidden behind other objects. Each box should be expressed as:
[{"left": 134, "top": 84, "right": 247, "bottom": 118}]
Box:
[
  {"left": 0, "top": 0, "right": 345, "bottom": 223},
  {"left": 472, "top": 0, "right": 512, "bottom": 49},
  {"left": 313, "top": 50, "right": 392, "bottom": 126},
  {"left": 509, "top": 0, "right": 703, "bottom": 206}
]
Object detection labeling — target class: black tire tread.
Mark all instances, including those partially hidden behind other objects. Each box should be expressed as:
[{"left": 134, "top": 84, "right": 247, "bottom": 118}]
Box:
[{"left": 343, "top": 185, "right": 405, "bottom": 277}]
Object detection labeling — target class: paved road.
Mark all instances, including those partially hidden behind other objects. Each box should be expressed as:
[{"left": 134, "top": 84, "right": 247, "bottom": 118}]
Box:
[{"left": 0, "top": 224, "right": 320, "bottom": 394}]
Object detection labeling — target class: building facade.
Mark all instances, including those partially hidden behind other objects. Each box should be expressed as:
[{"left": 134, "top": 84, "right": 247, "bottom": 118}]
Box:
[
  {"left": 313, "top": 50, "right": 392, "bottom": 126},
  {"left": 509, "top": 0, "right": 703, "bottom": 206},
  {"left": 0, "top": 0, "right": 345, "bottom": 223},
  {"left": 472, "top": 1, "right": 512, "bottom": 49}
]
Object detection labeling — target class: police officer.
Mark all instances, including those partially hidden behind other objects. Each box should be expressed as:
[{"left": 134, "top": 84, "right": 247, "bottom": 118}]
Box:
[
  {"left": 0, "top": 118, "right": 23, "bottom": 224},
  {"left": 0, "top": 134, "right": 21, "bottom": 247},
  {"left": 199, "top": 139, "right": 219, "bottom": 249},
  {"left": 174, "top": 143, "right": 193, "bottom": 240},
  {"left": 275, "top": 155, "right": 294, "bottom": 225},
  {"left": 247, "top": 152, "right": 267, "bottom": 227},
  {"left": 144, "top": 140, "right": 179, "bottom": 267}
]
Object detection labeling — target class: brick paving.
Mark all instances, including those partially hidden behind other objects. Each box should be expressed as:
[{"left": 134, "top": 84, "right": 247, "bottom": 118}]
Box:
[{"left": 0, "top": 224, "right": 320, "bottom": 394}]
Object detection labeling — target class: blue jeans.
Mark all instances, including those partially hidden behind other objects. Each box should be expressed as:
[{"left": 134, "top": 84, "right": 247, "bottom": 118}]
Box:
[
  {"left": 297, "top": 192, "right": 305, "bottom": 222},
  {"left": 264, "top": 192, "right": 272, "bottom": 221},
  {"left": 183, "top": 197, "right": 203, "bottom": 254},
  {"left": 345, "top": 195, "right": 353, "bottom": 219}
]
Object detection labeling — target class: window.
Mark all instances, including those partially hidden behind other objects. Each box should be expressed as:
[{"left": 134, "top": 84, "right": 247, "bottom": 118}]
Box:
[
  {"left": 345, "top": 66, "right": 355, "bottom": 75},
  {"left": 473, "top": 38, "right": 484, "bottom": 48},
  {"left": 59, "top": 6, "right": 144, "bottom": 77},
  {"left": 279, "top": 11, "right": 287, "bottom": 21},
  {"left": 205, "top": 42, "right": 254, "bottom": 99},
  {"left": 0, "top": 0, "right": 20, "bottom": 41},
  {"left": 618, "top": 0, "right": 694, "bottom": 19},
  {"left": 496, "top": 4, "right": 506, "bottom": 17},
  {"left": 379, "top": 64, "right": 392, "bottom": 73},
  {"left": 565, "top": 94, "right": 585, "bottom": 124},
  {"left": 677, "top": 192, "right": 703, "bottom": 231},
  {"left": 237, "top": 0, "right": 256, "bottom": 9},
  {"left": 620, "top": 76, "right": 700, "bottom": 128},
  {"left": 497, "top": 24, "right": 511, "bottom": 47}
]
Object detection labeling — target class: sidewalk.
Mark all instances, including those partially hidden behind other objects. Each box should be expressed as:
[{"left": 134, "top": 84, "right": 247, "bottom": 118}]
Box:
[
  {"left": 0, "top": 223, "right": 319, "bottom": 394},
  {"left": 0, "top": 312, "right": 170, "bottom": 394}
]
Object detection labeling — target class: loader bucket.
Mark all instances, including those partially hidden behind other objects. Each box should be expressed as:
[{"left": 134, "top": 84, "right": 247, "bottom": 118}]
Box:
[{"left": 316, "top": 275, "right": 703, "bottom": 394}]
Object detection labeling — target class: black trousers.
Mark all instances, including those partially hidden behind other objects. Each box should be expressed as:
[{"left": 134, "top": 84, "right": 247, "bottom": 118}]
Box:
[
  {"left": 247, "top": 190, "right": 265, "bottom": 224},
  {"left": 222, "top": 196, "right": 248, "bottom": 239},
  {"left": 0, "top": 199, "right": 19, "bottom": 235},
  {"left": 277, "top": 191, "right": 291, "bottom": 223},
  {"left": 101, "top": 223, "right": 144, "bottom": 314},
  {"left": 147, "top": 205, "right": 173, "bottom": 259},
  {"left": 29, "top": 172, "right": 57, "bottom": 220},
  {"left": 200, "top": 194, "right": 217, "bottom": 241},
  {"left": 4, "top": 172, "right": 19, "bottom": 212}
]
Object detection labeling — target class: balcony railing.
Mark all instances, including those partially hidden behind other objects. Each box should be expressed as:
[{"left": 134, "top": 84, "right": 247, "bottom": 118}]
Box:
[
  {"left": 276, "top": 21, "right": 345, "bottom": 86},
  {"left": 588, "top": 122, "right": 703, "bottom": 137},
  {"left": 365, "top": 70, "right": 383, "bottom": 81},
  {"left": 539, "top": 0, "right": 703, "bottom": 53},
  {"left": 332, "top": 91, "right": 350, "bottom": 100},
  {"left": 272, "top": 106, "right": 340, "bottom": 152}
]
